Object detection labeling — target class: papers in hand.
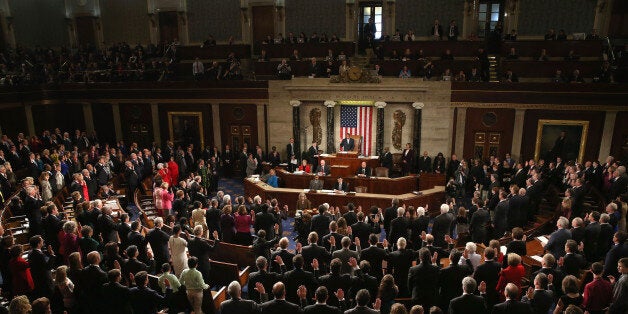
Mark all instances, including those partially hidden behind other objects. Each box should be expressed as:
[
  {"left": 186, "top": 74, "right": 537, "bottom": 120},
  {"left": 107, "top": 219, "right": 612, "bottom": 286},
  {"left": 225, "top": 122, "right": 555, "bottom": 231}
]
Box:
[
  {"left": 293, "top": 170, "right": 304, "bottom": 174},
  {"left": 500, "top": 246, "right": 507, "bottom": 255},
  {"left": 531, "top": 255, "right": 544, "bottom": 262},
  {"left": 536, "top": 236, "right": 549, "bottom": 246}
]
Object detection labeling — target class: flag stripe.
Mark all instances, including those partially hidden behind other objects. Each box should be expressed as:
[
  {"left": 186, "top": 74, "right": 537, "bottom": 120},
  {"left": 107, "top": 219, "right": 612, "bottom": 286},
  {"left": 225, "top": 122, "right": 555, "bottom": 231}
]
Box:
[{"left": 340, "top": 105, "right": 373, "bottom": 155}]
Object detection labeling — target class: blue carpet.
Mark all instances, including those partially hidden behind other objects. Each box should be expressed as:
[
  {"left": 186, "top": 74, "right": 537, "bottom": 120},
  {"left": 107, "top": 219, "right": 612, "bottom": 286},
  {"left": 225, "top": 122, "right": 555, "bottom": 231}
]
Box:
[{"left": 217, "top": 177, "right": 245, "bottom": 196}]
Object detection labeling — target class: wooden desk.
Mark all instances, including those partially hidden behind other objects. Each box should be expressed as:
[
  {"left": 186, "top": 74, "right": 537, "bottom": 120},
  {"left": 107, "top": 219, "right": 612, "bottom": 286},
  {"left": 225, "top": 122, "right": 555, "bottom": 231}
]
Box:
[
  {"left": 244, "top": 178, "right": 445, "bottom": 215},
  {"left": 418, "top": 173, "right": 447, "bottom": 190},
  {"left": 277, "top": 169, "right": 418, "bottom": 194},
  {"left": 259, "top": 42, "right": 356, "bottom": 58},
  {"left": 318, "top": 154, "right": 380, "bottom": 177}
]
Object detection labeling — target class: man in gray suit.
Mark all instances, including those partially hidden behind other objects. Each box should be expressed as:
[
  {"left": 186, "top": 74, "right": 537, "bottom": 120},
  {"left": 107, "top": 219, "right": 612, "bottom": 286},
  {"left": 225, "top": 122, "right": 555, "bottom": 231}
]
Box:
[
  {"left": 309, "top": 175, "right": 324, "bottom": 190},
  {"left": 332, "top": 237, "right": 361, "bottom": 275},
  {"left": 220, "top": 281, "right": 261, "bottom": 314},
  {"left": 544, "top": 216, "right": 572, "bottom": 259}
]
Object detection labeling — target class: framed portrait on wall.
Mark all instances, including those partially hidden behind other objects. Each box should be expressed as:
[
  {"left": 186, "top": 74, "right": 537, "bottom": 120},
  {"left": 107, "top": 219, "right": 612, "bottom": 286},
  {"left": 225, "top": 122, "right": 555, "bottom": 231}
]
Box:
[
  {"left": 168, "top": 112, "right": 204, "bottom": 149},
  {"left": 534, "top": 119, "right": 589, "bottom": 163}
]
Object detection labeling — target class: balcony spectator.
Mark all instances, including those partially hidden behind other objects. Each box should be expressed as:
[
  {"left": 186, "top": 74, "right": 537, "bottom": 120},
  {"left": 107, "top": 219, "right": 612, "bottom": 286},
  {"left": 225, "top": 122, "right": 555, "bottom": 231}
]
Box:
[
  {"left": 289, "top": 49, "right": 301, "bottom": 61},
  {"left": 374, "top": 45, "right": 385, "bottom": 60},
  {"left": 262, "top": 35, "right": 274, "bottom": 45},
  {"left": 298, "top": 32, "right": 307, "bottom": 43},
  {"left": 504, "top": 29, "right": 517, "bottom": 41},
  {"left": 565, "top": 50, "right": 580, "bottom": 61},
  {"left": 325, "top": 60, "right": 338, "bottom": 77},
  {"left": 325, "top": 49, "right": 335, "bottom": 62},
  {"left": 308, "top": 57, "right": 321, "bottom": 77},
  {"left": 277, "top": 59, "right": 292, "bottom": 80},
  {"left": 223, "top": 52, "right": 242, "bottom": 80},
  {"left": 441, "top": 69, "right": 452, "bottom": 81},
  {"left": 399, "top": 65, "right": 411, "bottom": 79},
  {"left": 537, "top": 49, "right": 549, "bottom": 61},
  {"left": 506, "top": 48, "right": 519, "bottom": 60},
  {"left": 337, "top": 50, "right": 348, "bottom": 61},
  {"left": 392, "top": 29, "right": 402, "bottom": 41},
  {"left": 593, "top": 61, "right": 613, "bottom": 83},
  {"left": 320, "top": 32, "right": 329, "bottom": 43},
  {"left": 431, "top": 19, "right": 443, "bottom": 40},
  {"left": 441, "top": 49, "right": 454, "bottom": 60},
  {"left": 202, "top": 35, "right": 216, "bottom": 47},
  {"left": 390, "top": 50, "right": 400, "bottom": 61},
  {"left": 402, "top": 49, "right": 414, "bottom": 61},
  {"left": 586, "top": 29, "right": 600, "bottom": 40},
  {"left": 468, "top": 68, "right": 483, "bottom": 82},
  {"left": 570, "top": 69, "right": 585, "bottom": 83},
  {"left": 404, "top": 29, "right": 416, "bottom": 42},
  {"left": 206, "top": 61, "right": 222, "bottom": 80},
  {"left": 448, "top": 20, "right": 459, "bottom": 41},
  {"left": 192, "top": 58, "right": 204, "bottom": 80},
  {"left": 258, "top": 49, "right": 270, "bottom": 62},
  {"left": 330, "top": 34, "right": 340, "bottom": 42},
  {"left": 454, "top": 70, "right": 466, "bottom": 82},
  {"left": 503, "top": 69, "right": 519, "bottom": 83},
  {"left": 274, "top": 33, "right": 284, "bottom": 44},
  {"left": 557, "top": 29, "right": 567, "bottom": 41},
  {"left": 416, "top": 49, "right": 426, "bottom": 60},
  {"left": 339, "top": 60, "right": 350, "bottom": 77},
  {"left": 422, "top": 60, "right": 436, "bottom": 80},
  {"left": 286, "top": 32, "right": 297, "bottom": 44},
  {"left": 227, "top": 36, "right": 235, "bottom": 45},
  {"left": 552, "top": 69, "right": 567, "bottom": 83},
  {"left": 467, "top": 33, "right": 479, "bottom": 41},
  {"left": 545, "top": 29, "right": 557, "bottom": 40}
]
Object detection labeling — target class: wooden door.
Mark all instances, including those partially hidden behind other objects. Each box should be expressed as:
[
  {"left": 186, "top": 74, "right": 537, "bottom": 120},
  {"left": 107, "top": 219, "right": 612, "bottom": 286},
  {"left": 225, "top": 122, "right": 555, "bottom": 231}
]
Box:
[
  {"left": 252, "top": 6, "right": 274, "bottom": 52},
  {"left": 76, "top": 17, "right": 96, "bottom": 47},
  {"left": 219, "top": 104, "right": 258, "bottom": 152},
  {"left": 473, "top": 132, "right": 501, "bottom": 161},
  {"left": 159, "top": 11, "right": 179, "bottom": 43}
]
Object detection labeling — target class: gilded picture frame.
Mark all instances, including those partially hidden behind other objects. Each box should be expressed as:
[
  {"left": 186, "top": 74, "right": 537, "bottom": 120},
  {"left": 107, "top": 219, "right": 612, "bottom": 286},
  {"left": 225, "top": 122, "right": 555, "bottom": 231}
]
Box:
[
  {"left": 534, "top": 119, "right": 589, "bottom": 163},
  {"left": 168, "top": 112, "right": 205, "bottom": 149}
]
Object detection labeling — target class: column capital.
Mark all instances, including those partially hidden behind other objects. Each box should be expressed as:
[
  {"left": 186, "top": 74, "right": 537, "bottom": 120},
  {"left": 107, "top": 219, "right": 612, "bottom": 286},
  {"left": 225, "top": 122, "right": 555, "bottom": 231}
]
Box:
[
  {"left": 374, "top": 101, "right": 387, "bottom": 109},
  {"left": 412, "top": 102, "right": 425, "bottom": 109},
  {"left": 290, "top": 100, "right": 302, "bottom": 107},
  {"left": 324, "top": 100, "right": 336, "bottom": 108}
]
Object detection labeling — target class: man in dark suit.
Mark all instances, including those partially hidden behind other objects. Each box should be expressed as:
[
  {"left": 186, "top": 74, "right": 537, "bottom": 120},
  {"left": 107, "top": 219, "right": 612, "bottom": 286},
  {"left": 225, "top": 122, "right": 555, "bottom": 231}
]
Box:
[
  {"left": 316, "top": 259, "right": 355, "bottom": 307},
  {"left": 388, "top": 207, "right": 408, "bottom": 246},
  {"left": 332, "top": 237, "right": 360, "bottom": 275},
  {"left": 124, "top": 161, "right": 139, "bottom": 204},
  {"left": 387, "top": 238, "right": 415, "bottom": 297},
  {"left": 469, "top": 202, "right": 490, "bottom": 244},
  {"left": 146, "top": 217, "right": 170, "bottom": 271},
  {"left": 431, "top": 19, "right": 444, "bottom": 40},
  {"left": 408, "top": 248, "right": 440, "bottom": 309},
  {"left": 311, "top": 205, "right": 332, "bottom": 241},
  {"left": 303, "top": 286, "right": 346, "bottom": 314},
  {"left": 308, "top": 142, "right": 319, "bottom": 165},
  {"left": 127, "top": 221, "right": 150, "bottom": 264},
  {"left": 28, "top": 236, "right": 55, "bottom": 299},
  {"left": 187, "top": 226, "right": 219, "bottom": 283},
  {"left": 351, "top": 213, "right": 380, "bottom": 249},
  {"left": 283, "top": 255, "right": 318, "bottom": 304},
  {"left": 448, "top": 277, "right": 487, "bottom": 314},
  {"left": 333, "top": 177, "right": 348, "bottom": 192},
  {"left": 259, "top": 281, "right": 305, "bottom": 313},
  {"left": 255, "top": 204, "right": 278, "bottom": 240},
  {"left": 522, "top": 273, "right": 554, "bottom": 314},
  {"left": 249, "top": 256, "right": 287, "bottom": 302},
  {"left": 24, "top": 185, "right": 44, "bottom": 236},
  {"left": 491, "top": 283, "right": 533, "bottom": 314},
  {"left": 379, "top": 147, "right": 393, "bottom": 175},
  {"left": 417, "top": 151, "right": 432, "bottom": 173},
  {"left": 355, "top": 161, "right": 371, "bottom": 177},
  {"left": 447, "top": 20, "right": 460, "bottom": 41},
  {"left": 122, "top": 246, "right": 148, "bottom": 285},
  {"left": 129, "top": 271, "right": 171, "bottom": 314},
  {"left": 102, "top": 269, "right": 133, "bottom": 314},
  {"left": 97, "top": 206, "right": 120, "bottom": 244},
  {"left": 383, "top": 198, "right": 400, "bottom": 238},
  {"left": 221, "top": 281, "right": 262, "bottom": 314},
  {"left": 340, "top": 133, "right": 355, "bottom": 152},
  {"left": 584, "top": 211, "right": 602, "bottom": 261},
  {"left": 345, "top": 289, "right": 380, "bottom": 314},
  {"left": 322, "top": 222, "right": 344, "bottom": 253},
  {"left": 80, "top": 251, "right": 109, "bottom": 313},
  {"left": 559, "top": 240, "right": 586, "bottom": 278},
  {"left": 604, "top": 231, "right": 628, "bottom": 278},
  {"left": 316, "top": 159, "right": 331, "bottom": 176},
  {"left": 271, "top": 238, "right": 295, "bottom": 273},
  {"left": 473, "top": 247, "right": 502, "bottom": 308},
  {"left": 545, "top": 217, "right": 572, "bottom": 259},
  {"left": 42, "top": 204, "right": 63, "bottom": 254},
  {"left": 431, "top": 204, "right": 454, "bottom": 247},
  {"left": 401, "top": 143, "right": 414, "bottom": 175},
  {"left": 438, "top": 250, "right": 473, "bottom": 311},
  {"left": 301, "top": 232, "right": 332, "bottom": 273},
  {"left": 360, "top": 234, "right": 388, "bottom": 280},
  {"left": 286, "top": 138, "right": 297, "bottom": 161},
  {"left": 493, "top": 191, "right": 509, "bottom": 238},
  {"left": 513, "top": 163, "right": 527, "bottom": 189}
]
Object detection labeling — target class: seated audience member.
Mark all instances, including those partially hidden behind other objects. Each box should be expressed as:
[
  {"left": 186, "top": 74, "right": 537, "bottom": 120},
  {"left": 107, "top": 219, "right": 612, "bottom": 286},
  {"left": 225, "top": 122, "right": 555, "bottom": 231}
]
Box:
[
  {"left": 320, "top": 32, "right": 329, "bottom": 43},
  {"left": 454, "top": 70, "right": 466, "bottom": 82},
  {"left": 390, "top": 50, "right": 400, "bottom": 61},
  {"left": 298, "top": 159, "right": 311, "bottom": 173},
  {"left": 399, "top": 65, "right": 412, "bottom": 79},
  {"left": 402, "top": 49, "right": 414, "bottom": 61},
  {"left": 308, "top": 57, "right": 321, "bottom": 77},
  {"left": 468, "top": 68, "right": 483, "bottom": 82},
  {"left": 262, "top": 35, "right": 274, "bottom": 45},
  {"left": 330, "top": 34, "right": 340, "bottom": 42},
  {"left": 565, "top": 50, "right": 580, "bottom": 61},
  {"left": 594, "top": 61, "right": 613, "bottom": 83},
  {"left": 503, "top": 69, "right": 519, "bottom": 82},
  {"left": 337, "top": 51, "right": 348, "bottom": 61},
  {"left": 289, "top": 49, "right": 301, "bottom": 61},
  {"left": 404, "top": 29, "right": 416, "bottom": 41},
  {"left": 537, "top": 49, "right": 549, "bottom": 61},
  {"left": 552, "top": 69, "right": 568, "bottom": 83},
  {"left": 392, "top": 29, "right": 402, "bottom": 41},
  {"left": 545, "top": 29, "right": 557, "bottom": 40},
  {"left": 202, "top": 35, "right": 217, "bottom": 46},
  {"left": 206, "top": 61, "right": 222, "bottom": 80},
  {"left": 569, "top": 69, "right": 585, "bottom": 83},
  {"left": 274, "top": 33, "right": 284, "bottom": 44},
  {"left": 298, "top": 32, "right": 307, "bottom": 43},
  {"left": 505, "top": 29, "right": 518, "bottom": 40},
  {"left": 309, "top": 175, "right": 324, "bottom": 190},
  {"left": 258, "top": 49, "right": 270, "bottom": 62},
  {"left": 441, "top": 49, "right": 454, "bottom": 60},
  {"left": 441, "top": 69, "right": 452, "bottom": 81},
  {"left": 506, "top": 47, "right": 519, "bottom": 60},
  {"left": 277, "top": 59, "right": 292, "bottom": 80},
  {"left": 557, "top": 29, "right": 567, "bottom": 41}
]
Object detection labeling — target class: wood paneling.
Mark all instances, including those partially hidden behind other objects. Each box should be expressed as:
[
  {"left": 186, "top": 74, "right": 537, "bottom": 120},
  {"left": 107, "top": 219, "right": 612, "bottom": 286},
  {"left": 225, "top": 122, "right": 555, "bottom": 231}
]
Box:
[
  {"left": 91, "top": 103, "right": 116, "bottom": 145},
  {"left": 463, "top": 108, "right": 515, "bottom": 160},
  {"left": 158, "top": 103, "right": 213, "bottom": 150},
  {"left": 0, "top": 106, "right": 27, "bottom": 137},
  {"left": 219, "top": 103, "right": 258, "bottom": 151},
  {"left": 610, "top": 111, "right": 628, "bottom": 164},
  {"left": 32, "top": 103, "right": 85, "bottom": 135},
  {"left": 120, "top": 103, "right": 153, "bottom": 148},
  {"left": 520, "top": 110, "right": 605, "bottom": 162}
]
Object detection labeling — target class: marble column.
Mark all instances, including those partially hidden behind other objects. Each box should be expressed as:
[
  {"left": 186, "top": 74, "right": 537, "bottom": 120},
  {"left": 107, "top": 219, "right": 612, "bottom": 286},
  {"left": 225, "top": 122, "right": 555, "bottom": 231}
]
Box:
[
  {"left": 111, "top": 103, "right": 123, "bottom": 142},
  {"left": 454, "top": 107, "right": 467, "bottom": 156},
  {"left": 324, "top": 100, "right": 336, "bottom": 153},
  {"left": 150, "top": 103, "right": 161, "bottom": 146},
  {"left": 290, "top": 100, "right": 301, "bottom": 153},
  {"left": 24, "top": 103, "right": 35, "bottom": 136},
  {"left": 374, "top": 101, "right": 387, "bottom": 155},
  {"left": 511, "top": 109, "right": 526, "bottom": 162},
  {"left": 599, "top": 111, "right": 617, "bottom": 161},
  {"left": 412, "top": 102, "right": 424, "bottom": 152}
]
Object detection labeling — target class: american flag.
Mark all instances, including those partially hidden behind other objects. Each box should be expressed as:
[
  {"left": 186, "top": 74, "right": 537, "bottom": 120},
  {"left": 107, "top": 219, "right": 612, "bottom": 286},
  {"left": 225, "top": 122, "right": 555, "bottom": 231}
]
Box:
[{"left": 340, "top": 105, "right": 373, "bottom": 155}]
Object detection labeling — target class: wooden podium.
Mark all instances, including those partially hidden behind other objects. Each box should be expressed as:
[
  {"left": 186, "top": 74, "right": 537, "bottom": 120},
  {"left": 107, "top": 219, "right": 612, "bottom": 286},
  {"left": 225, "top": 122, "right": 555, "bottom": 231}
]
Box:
[{"left": 318, "top": 153, "right": 379, "bottom": 177}]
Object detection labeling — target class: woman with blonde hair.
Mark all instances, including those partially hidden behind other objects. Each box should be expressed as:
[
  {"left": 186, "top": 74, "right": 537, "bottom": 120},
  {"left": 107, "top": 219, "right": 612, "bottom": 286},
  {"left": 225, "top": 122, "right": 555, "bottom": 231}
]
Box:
[
  {"left": 55, "top": 265, "right": 75, "bottom": 312},
  {"left": 39, "top": 172, "right": 52, "bottom": 202},
  {"left": 160, "top": 182, "right": 174, "bottom": 217},
  {"left": 496, "top": 253, "right": 525, "bottom": 300},
  {"left": 296, "top": 192, "right": 312, "bottom": 212},
  {"left": 9, "top": 295, "right": 32, "bottom": 314},
  {"left": 190, "top": 201, "right": 208, "bottom": 237}
]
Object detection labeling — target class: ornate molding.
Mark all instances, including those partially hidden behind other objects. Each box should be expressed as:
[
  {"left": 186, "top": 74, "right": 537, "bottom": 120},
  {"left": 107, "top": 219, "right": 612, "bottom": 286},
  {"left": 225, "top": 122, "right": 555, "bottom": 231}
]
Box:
[
  {"left": 324, "top": 100, "right": 336, "bottom": 108},
  {"left": 290, "top": 100, "right": 301, "bottom": 107},
  {"left": 451, "top": 102, "right": 626, "bottom": 111},
  {"left": 412, "top": 102, "right": 425, "bottom": 109},
  {"left": 374, "top": 101, "right": 387, "bottom": 109}
]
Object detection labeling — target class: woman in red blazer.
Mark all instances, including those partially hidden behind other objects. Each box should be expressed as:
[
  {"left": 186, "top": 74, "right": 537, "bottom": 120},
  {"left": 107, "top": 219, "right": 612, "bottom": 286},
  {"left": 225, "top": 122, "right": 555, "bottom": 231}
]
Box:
[
  {"left": 8, "top": 245, "right": 34, "bottom": 296},
  {"left": 496, "top": 253, "right": 526, "bottom": 300},
  {"left": 298, "top": 159, "right": 311, "bottom": 173}
]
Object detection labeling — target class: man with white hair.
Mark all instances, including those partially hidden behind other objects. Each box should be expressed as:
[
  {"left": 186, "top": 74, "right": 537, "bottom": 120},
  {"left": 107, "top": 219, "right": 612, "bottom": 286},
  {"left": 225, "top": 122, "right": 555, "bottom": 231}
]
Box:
[
  {"left": 220, "top": 281, "right": 261, "bottom": 314},
  {"left": 459, "top": 242, "right": 482, "bottom": 270},
  {"left": 389, "top": 207, "right": 408, "bottom": 247},
  {"left": 432, "top": 204, "right": 454, "bottom": 247},
  {"left": 449, "top": 277, "right": 487, "bottom": 313},
  {"left": 545, "top": 216, "right": 572, "bottom": 259},
  {"left": 147, "top": 217, "right": 170, "bottom": 271},
  {"left": 388, "top": 237, "right": 414, "bottom": 296}
]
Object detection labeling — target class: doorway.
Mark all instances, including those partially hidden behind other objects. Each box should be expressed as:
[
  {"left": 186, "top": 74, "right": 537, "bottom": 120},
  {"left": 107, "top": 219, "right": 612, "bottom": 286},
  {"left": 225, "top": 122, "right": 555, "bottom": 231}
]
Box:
[
  {"left": 473, "top": 131, "right": 502, "bottom": 161},
  {"left": 478, "top": 1, "right": 503, "bottom": 38},
  {"left": 159, "top": 11, "right": 179, "bottom": 44},
  {"left": 252, "top": 6, "right": 275, "bottom": 53},
  {"left": 358, "top": 3, "right": 383, "bottom": 52},
  {"left": 76, "top": 17, "right": 96, "bottom": 47}
]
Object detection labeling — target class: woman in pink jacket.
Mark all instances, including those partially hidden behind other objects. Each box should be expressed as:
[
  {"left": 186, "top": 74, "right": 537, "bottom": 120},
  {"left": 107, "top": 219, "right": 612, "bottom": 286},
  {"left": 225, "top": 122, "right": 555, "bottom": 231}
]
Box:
[{"left": 160, "top": 182, "right": 174, "bottom": 217}]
